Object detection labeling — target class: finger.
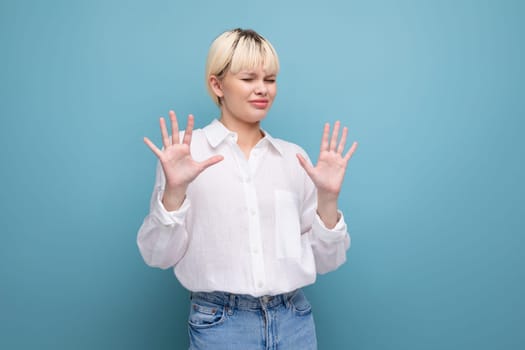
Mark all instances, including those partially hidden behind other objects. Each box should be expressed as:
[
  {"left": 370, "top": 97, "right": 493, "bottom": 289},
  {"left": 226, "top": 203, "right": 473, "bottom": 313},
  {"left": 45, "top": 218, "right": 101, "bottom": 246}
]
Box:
[
  {"left": 199, "top": 155, "right": 224, "bottom": 171},
  {"left": 296, "top": 153, "right": 315, "bottom": 179},
  {"left": 337, "top": 127, "right": 348, "bottom": 154},
  {"left": 143, "top": 137, "right": 162, "bottom": 158},
  {"left": 320, "top": 123, "right": 330, "bottom": 153},
  {"left": 182, "top": 114, "right": 194, "bottom": 145},
  {"left": 170, "top": 110, "right": 180, "bottom": 144},
  {"left": 343, "top": 141, "right": 358, "bottom": 162},
  {"left": 159, "top": 117, "right": 170, "bottom": 149},
  {"left": 329, "top": 121, "right": 340, "bottom": 152}
]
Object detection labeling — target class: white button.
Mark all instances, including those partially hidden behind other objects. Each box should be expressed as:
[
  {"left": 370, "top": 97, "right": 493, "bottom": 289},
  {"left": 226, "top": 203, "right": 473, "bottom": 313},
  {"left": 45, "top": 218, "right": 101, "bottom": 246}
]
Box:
[
  {"left": 250, "top": 209, "right": 256, "bottom": 216},
  {"left": 253, "top": 247, "right": 259, "bottom": 254},
  {"left": 257, "top": 281, "right": 264, "bottom": 288}
]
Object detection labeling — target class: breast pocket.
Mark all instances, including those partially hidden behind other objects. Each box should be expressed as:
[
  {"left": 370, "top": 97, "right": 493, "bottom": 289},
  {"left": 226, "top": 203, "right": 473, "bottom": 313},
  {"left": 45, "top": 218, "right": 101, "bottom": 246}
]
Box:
[{"left": 275, "top": 190, "right": 302, "bottom": 259}]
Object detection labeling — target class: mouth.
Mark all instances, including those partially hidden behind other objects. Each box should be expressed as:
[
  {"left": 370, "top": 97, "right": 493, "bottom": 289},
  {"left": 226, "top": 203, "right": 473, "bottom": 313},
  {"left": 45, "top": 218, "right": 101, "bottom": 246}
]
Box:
[{"left": 249, "top": 99, "right": 269, "bottom": 109}]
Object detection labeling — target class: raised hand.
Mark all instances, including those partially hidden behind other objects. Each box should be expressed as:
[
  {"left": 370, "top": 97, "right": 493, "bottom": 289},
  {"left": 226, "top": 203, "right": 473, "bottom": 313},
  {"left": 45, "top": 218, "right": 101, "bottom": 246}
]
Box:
[
  {"left": 144, "top": 111, "right": 223, "bottom": 210},
  {"left": 296, "top": 121, "right": 358, "bottom": 227}
]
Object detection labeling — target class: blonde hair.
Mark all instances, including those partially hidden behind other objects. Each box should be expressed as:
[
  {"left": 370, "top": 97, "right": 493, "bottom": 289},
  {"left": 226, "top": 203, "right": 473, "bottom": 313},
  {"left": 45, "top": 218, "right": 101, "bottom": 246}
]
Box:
[{"left": 205, "top": 28, "right": 280, "bottom": 106}]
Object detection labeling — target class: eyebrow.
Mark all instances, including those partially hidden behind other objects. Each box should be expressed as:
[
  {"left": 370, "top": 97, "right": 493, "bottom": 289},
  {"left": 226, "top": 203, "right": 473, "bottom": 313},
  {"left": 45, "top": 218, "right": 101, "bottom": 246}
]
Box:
[{"left": 238, "top": 71, "right": 276, "bottom": 78}]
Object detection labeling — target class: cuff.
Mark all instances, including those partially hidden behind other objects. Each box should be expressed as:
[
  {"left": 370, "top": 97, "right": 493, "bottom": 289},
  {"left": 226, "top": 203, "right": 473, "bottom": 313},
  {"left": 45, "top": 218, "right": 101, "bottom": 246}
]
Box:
[
  {"left": 151, "top": 188, "right": 190, "bottom": 226},
  {"left": 313, "top": 210, "right": 347, "bottom": 243}
]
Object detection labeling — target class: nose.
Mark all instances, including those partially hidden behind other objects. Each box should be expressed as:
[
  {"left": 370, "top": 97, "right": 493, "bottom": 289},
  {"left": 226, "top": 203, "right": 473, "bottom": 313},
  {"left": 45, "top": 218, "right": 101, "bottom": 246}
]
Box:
[{"left": 254, "top": 79, "right": 268, "bottom": 96}]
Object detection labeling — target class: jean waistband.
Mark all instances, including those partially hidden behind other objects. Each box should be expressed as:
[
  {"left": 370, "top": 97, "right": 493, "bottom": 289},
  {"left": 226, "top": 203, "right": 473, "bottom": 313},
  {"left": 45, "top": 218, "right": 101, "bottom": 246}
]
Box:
[{"left": 190, "top": 289, "right": 300, "bottom": 310}]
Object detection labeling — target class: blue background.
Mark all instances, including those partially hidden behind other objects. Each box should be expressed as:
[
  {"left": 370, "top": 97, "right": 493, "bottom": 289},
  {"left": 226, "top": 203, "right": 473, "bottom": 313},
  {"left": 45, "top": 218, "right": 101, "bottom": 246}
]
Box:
[{"left": 1, "top": 0, "right": 524, "bottom": 349}]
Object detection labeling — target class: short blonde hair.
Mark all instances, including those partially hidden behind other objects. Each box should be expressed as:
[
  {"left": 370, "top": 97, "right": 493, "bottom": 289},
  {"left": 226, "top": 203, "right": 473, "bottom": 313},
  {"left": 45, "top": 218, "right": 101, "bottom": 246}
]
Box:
[{"left": 205, "top": 28, "right": 280, "bottom": 106}]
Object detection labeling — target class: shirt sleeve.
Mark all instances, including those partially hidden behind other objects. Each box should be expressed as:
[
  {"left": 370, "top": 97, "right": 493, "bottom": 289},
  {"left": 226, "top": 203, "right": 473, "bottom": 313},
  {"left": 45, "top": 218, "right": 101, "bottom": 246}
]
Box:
[
  {"left": 136, "top": 161, "right": 191, "bottom": 269},
  {"left": 309, "top": 208, "right": 351, "bottom": 274}
]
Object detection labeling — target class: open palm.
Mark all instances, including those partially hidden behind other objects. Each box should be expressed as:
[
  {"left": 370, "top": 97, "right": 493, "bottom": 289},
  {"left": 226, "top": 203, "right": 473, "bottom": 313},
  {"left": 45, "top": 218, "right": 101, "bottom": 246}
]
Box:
[
  {"left": 297, "top": 121, "right": 358, "bottom": 199},
  {"left": 144, "top": 111, "right": 223, "bottom": 188}
]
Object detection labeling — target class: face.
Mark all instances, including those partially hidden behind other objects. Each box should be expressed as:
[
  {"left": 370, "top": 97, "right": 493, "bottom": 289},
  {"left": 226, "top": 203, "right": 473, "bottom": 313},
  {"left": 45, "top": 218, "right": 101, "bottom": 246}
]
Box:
[{"left": 212, "top": 65, "right": 277, "bottom": 126}]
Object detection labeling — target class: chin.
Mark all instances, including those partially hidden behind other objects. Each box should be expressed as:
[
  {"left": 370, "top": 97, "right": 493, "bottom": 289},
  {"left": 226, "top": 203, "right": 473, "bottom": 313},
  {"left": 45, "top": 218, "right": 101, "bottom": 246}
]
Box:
[
  {"left": 254, "top": 107, "right": 271, "bottom": 118},
  {"left": 240, "top": 110, "right": 268, "bottom": 123},
  {"left": 250, "top": 113, "right": 269, "bottom": 123}
]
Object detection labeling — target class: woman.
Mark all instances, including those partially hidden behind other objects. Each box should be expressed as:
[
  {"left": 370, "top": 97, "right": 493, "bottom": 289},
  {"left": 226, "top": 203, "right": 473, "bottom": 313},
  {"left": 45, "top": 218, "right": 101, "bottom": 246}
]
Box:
[{"left": 137, "top": 28, "right": 358, "bottom": 349}]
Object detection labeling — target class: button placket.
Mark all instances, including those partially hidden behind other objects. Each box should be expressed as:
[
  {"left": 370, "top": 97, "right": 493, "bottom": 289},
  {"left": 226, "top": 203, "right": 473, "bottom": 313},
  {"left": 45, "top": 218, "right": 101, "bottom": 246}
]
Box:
[
  {"left": 246, "top": 179, "right": 265, "bottom": 291},
  {"left": 229, "top": 139, "right": 267, "bottom": 293},
  {"left": 239, "top": 154, "right": 266, "bottom": 292}
]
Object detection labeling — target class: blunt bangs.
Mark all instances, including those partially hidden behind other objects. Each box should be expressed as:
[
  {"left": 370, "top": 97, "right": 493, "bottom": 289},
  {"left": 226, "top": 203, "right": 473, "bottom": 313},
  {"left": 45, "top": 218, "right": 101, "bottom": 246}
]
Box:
[{"left": 228, "top": 36, "right": 279, "bottom": 76}]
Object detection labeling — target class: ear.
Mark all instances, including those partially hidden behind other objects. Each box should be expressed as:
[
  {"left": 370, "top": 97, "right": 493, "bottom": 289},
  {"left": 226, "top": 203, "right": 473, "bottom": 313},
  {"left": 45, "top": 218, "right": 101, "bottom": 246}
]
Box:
[{"left": 209, "top": 75, "right": 224, "bottom": 98}]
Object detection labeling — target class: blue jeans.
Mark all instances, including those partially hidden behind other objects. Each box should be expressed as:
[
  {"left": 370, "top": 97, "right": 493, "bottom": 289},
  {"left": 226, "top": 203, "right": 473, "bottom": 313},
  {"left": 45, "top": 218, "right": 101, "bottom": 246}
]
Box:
[{"left": 188, "top": 289, "right": 317, "bottom": 350}]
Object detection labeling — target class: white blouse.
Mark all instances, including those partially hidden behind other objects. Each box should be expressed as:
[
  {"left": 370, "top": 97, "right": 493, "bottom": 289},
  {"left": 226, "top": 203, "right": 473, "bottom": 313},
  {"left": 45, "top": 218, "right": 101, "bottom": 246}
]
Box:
[{"left": 137, "top": 119, "right": 350, "bottom": 297}]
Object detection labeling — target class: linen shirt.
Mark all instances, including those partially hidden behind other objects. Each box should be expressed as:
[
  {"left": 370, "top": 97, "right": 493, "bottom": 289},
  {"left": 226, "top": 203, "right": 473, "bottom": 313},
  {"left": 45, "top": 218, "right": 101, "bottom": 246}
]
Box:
[{"left": 137, "top": 119, "right": 351, "bottom": 297}]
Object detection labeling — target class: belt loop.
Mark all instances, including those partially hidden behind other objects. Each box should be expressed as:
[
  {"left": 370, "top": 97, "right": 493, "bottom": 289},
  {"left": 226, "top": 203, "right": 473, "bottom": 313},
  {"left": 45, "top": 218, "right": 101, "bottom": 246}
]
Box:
[
  {"left": 227, "top": 293, "right": 235, "bottom": 315},
  {"left": 285, "top": 290, "right": 294, "bottom": 308}
]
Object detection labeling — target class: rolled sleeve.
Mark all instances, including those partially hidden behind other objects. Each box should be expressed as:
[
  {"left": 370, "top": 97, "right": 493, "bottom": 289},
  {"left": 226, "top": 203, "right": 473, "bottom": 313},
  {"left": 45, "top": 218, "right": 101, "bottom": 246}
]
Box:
[
  {"left": 151, "top": 188, "right": 191, "bottom": 226},
  {"left": 312, "top": 210, "right": 347, "bottom": 243}
]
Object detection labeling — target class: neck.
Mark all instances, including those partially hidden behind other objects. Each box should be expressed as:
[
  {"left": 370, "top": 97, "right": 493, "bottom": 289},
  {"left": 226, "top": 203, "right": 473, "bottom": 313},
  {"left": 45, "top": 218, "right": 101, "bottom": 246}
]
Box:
[{"left": 219, "top": 115, "right": 264, "bottom": 157}]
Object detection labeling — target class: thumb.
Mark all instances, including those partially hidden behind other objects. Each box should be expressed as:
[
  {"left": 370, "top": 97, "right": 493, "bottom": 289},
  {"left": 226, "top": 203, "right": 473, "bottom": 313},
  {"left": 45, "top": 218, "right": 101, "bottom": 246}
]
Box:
[
  {"left": 199, "top": 155, "right": 224, "bottom": 172},
  {"left": 296, "top": 153, "right": 315, "bottom": 179}
]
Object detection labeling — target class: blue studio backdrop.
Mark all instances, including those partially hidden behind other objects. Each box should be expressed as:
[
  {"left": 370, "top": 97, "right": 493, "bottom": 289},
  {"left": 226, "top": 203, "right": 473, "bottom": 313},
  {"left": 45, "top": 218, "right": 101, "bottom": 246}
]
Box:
[{"left": 1, "top": 0, "right": 524, "bottom": 349}]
